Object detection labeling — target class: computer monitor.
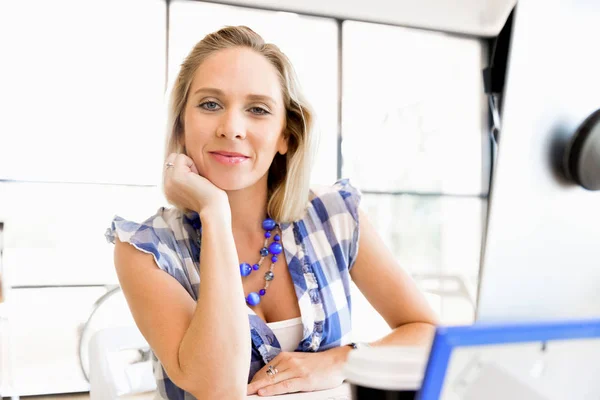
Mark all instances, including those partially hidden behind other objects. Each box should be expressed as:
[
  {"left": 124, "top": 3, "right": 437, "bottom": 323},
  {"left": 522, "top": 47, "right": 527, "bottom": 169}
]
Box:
[
  {"left": 418, "top": 318, "right": 600, "bottom": 400},
  {"left": 476, "top": 0, "right": 600, "bottom": 322}
]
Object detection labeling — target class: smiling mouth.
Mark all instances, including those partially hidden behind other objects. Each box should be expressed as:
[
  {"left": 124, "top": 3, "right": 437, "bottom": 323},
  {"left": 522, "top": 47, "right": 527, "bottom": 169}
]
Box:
[{"left": 209, "top": 152, "right": 249, "bottom": 165}]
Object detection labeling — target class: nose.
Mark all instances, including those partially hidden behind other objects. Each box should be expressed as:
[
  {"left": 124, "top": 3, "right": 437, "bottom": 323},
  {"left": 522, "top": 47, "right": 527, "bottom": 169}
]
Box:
[{"left": 216, "top": 110, "right": 246, "bottom": 140}]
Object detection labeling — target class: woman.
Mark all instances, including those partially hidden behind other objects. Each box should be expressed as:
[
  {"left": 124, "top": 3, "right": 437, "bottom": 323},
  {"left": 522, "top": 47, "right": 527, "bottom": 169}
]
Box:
[{"left": 106, "top": 25, "right": 437, "bottom": 399}]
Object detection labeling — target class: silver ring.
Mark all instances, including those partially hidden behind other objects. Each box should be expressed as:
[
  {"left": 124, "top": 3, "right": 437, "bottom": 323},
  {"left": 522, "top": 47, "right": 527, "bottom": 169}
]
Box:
[
  {"left": 165, "top": 162, "right": 174, "bottom": 169},
  {"left": 266, "top": 364, "right": 278, "bottom": 377}
]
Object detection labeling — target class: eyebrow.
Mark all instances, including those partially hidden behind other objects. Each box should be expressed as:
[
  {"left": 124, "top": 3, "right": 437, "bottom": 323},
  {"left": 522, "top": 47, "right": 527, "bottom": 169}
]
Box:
[{"left": 192, "top": 87, "right": 278, "bottom": 106}]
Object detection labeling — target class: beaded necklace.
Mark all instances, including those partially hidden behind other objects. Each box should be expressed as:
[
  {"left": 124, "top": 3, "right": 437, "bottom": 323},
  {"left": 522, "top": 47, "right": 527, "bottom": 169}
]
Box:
[{"left": 192, "top": 217, "right": 282, "bottom": 306}]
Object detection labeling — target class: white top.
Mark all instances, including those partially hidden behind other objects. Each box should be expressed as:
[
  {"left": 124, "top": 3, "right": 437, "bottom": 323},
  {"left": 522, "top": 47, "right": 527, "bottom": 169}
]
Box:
[{"left": 266, "top": 317, "right": 304, "bottom": 352}]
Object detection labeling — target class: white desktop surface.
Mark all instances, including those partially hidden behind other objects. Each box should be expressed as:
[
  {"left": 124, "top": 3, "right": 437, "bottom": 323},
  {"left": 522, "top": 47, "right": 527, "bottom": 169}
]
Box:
[
  {"left": 117, "top": 383, "right": 351, "bottom": 399},
  {"left": 247, "top": 383, "right": 351, "bottom": 399},
  {"left": 118, "top": 383, "right": 351, "bottom": 400}
]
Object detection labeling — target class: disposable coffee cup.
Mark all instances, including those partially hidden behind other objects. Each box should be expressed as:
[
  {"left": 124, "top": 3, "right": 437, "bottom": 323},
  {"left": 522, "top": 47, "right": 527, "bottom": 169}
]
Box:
[{"left": 343, "top": 346, "right": 429, "bottom": 400}]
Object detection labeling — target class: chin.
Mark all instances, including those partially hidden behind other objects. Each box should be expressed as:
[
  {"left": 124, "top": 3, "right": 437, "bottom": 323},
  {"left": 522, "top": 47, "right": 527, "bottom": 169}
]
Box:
[{"left": 208, "top": 174, "right": 257, "bottom": 192}]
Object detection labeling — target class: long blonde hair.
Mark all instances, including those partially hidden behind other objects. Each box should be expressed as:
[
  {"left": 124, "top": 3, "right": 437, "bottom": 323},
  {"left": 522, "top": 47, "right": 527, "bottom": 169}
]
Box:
[{"left": 164, "top": 26, "right": 315, "bottom": 223}]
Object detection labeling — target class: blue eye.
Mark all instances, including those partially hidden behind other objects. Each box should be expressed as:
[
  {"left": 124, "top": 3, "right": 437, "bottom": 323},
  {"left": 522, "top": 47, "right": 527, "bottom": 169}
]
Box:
[
  {"left": 249, "top": 107, "right": 270, "bottom": 115},
  {"left": 199, "top": 101, "right": 221, "bottom": 111}
]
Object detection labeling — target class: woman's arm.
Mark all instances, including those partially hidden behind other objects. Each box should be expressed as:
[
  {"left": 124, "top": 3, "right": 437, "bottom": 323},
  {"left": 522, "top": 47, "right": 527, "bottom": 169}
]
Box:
[
  {"left": 115, "top": 208, "right": 250, "bottom": 399},
  {"left": 349, "top": 208, "right": 439, "bottom": 345},
  {"left": 180, "top": 209, "right": 252, "bottom": 395},
  {"left": 115, "top": 210, "right": 250, "bottom": 399},
  {"left": 117, "top": 151, "right": 253, "bottom": 399}
]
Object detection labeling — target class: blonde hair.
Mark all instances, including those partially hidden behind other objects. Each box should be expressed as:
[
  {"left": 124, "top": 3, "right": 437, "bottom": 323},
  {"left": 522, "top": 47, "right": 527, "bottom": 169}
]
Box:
[{"left": 164, "top": 26, "right": 315, "bottom": 223}]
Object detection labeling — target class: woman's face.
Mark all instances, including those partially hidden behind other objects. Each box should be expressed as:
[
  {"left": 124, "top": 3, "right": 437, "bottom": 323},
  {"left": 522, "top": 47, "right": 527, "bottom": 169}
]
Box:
[{"left": 182, "top": 47, "right": 288, "bottom": 192}]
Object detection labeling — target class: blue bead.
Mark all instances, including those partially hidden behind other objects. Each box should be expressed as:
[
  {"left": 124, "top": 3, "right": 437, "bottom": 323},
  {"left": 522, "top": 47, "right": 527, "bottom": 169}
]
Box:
[
  {"left": 262, "top": 218, "right": 277, "bottom": 231},
  {"left": 252, "top": 263, "right": 260, "bottom": 271},
  {"left": 264, "top": 231, "right": 271, "bottom": 239},
  {"left": 259, "top": 289, "right": 266, "bottom": 296},
  {"left": 268, "top": 242, "right": 283, "bottom": 255},
  {"left": 274, "top": 234, "right": 281, "bottom": 242},
  {"left": 271, "top": 256, "right": 278, "bottom": 263},
  {"left": 265, "top": 271, "right": 274, "bottom": 281},
  {"left": 260, "top": 247, "right": 269, "bottom": 257},
  {"left": 246, "top": 292, "right": 261, "bottom": 306},
  {"left": 240, "top": 263, "right": 252, "bottom": 277}
]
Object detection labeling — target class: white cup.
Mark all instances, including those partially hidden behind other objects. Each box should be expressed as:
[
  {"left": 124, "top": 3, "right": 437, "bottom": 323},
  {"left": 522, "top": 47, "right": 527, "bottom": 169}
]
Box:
[{"left": 343, "top": 346, "right": 429, "bottom": 399}]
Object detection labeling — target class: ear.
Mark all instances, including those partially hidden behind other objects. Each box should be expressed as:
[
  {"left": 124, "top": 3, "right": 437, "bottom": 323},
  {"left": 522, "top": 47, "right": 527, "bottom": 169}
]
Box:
[
  {"left": 176, "top": 111, "right": 187, "bottom": 150},
  {"left": 177, "top": 130, "right": 186, "bottom": 153},
  {"left": 277, "top": 131, "right": 289, "bottom": 156}
]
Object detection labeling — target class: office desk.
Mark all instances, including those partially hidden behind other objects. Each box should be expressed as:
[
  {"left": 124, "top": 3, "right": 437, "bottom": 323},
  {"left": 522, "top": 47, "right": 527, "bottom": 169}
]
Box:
[
  {"left": 247, "top": 383, "right": 351, "bottom": 399},
  {"left": 119, "top": 383, "right": 351, "bottom": 399}
]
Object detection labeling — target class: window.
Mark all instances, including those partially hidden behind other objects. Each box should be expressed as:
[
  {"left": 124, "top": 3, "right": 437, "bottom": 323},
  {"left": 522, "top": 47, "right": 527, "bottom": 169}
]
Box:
[
  {"left": 0, "top": 0, "right": 166, "bottom": 394},
  {"left": 0, "top": 0, "right": 166, "bottom": 185},
  {"left": 342, "top": 21, "right": 488, "bottom": 329},
  {"left": 342, "top": 21, "right": 487, "bottom": 195}
]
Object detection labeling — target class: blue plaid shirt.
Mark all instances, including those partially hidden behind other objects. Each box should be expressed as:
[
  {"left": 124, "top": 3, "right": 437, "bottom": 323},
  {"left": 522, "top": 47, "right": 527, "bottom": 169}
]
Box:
[{"left": 105, "top": 179, "right": 361, "bottom": 400}]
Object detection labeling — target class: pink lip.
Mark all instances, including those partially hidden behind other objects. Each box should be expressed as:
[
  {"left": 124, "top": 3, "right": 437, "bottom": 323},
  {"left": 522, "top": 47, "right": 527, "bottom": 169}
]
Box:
[
  {"left": 209, "top": 151, "right": 249, "bottom": 165},
  {"left": 211, "top": 151, "right": 248, "bottom": 157}
]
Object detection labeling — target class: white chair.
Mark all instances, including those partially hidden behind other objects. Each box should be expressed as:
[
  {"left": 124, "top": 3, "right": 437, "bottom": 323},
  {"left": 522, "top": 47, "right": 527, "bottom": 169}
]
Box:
[{"left": 88, "top": 325, "right": 157, "bottom": 399}]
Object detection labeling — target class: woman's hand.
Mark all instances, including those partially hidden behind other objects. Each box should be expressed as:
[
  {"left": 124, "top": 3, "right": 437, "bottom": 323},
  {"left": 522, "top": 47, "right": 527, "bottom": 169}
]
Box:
[
  {"left": 163, "top": 153, "right": 228, "bottom": 215},
  {"left": 247, "top": 347, "right": 350, "bottom": 396}
]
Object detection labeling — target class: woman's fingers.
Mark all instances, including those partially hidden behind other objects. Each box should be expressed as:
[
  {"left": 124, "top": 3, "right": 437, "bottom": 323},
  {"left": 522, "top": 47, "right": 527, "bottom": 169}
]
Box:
[
  {"left": 247, "top": 366, "right": 293, "bottom": 395},
  {"left": 257, "top": 378, "right": 304, "bottom": 396},
  {"left": 250, "top": 354, "right": 284, "bottom": 382},
  {"left": 189, "top": 160, "right": 200, "bottom": 175},
  {"left": 165, "top": 153, "right": 177, "bottom": 163},
  {"left": 167, "top": 153, "right": 199, "bottom": 174},
  {"left": 247, "top": 356, "right": 291, "bottom": 394},
  {"left": 164, "top": 153, "right": 176, "bottom": 168},
  {"left": 250, "top": 352, "right": 344, "bottom": 396}
]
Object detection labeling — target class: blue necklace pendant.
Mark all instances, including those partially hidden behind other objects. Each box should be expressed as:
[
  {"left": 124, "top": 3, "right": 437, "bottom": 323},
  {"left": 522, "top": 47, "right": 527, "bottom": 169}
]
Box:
[{"left": 246, "top": 292, "right": 261, "bottom": 306}]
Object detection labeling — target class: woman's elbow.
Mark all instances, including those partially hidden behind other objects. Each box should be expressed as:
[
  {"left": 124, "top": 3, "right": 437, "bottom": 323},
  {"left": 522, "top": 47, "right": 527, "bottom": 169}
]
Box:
[{"left": 173, "top": 368, "right": 247, "bottom": 399}]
